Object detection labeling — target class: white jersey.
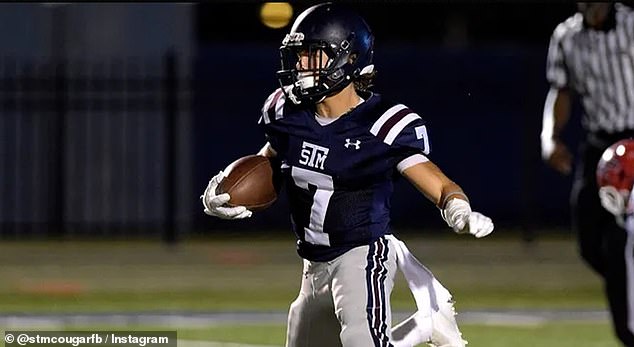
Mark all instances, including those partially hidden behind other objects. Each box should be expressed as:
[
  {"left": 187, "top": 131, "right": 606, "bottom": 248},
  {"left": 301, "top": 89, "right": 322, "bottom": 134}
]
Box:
[{"left": 546, "top": 3, "right": 634, "bottom": 133}]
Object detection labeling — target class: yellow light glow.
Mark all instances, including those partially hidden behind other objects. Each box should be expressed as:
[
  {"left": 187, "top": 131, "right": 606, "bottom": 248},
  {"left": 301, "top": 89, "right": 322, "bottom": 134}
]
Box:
[{"left": 260, "top": 2, "right": 293, "bottom": 29}]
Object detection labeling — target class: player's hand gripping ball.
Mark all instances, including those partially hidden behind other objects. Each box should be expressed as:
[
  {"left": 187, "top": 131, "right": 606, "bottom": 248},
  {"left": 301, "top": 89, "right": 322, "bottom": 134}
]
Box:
[{"left": 201, "top": 155, "right": 278, "bottom": 219}]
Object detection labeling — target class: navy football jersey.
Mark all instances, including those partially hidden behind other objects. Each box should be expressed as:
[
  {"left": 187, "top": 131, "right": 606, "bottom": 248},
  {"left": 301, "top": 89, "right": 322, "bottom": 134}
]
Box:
[{"left": 258, "top": 88, "right": 432, "bottom": 261}]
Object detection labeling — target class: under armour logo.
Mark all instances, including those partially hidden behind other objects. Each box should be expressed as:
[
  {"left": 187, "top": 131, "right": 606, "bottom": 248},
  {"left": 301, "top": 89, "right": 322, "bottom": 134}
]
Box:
[{"left": 344, "top": 138, "right": 361, "bottom": 150}]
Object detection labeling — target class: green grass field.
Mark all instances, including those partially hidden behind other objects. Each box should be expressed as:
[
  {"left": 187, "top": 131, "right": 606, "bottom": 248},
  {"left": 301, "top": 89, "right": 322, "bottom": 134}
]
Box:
[
  {"left": 177, "top": 322, "right": 619, "bottom": 346},
  {"left": 38, "top": 322, "right": 618, "bottom": 346},
  {"left": 0, "top": 230, "right": 622, "bottom": 346}
]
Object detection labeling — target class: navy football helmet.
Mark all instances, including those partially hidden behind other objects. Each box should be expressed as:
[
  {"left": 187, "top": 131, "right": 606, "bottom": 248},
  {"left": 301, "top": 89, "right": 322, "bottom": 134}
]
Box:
[{"left": 276, "top": 2, "right": 375, "bottom": 105}]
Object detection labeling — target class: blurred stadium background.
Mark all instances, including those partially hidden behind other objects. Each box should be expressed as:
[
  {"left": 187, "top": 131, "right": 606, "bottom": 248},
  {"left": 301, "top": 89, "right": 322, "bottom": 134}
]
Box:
[{"left": 0, "top": 2, "right": 624, "bottom": 346}]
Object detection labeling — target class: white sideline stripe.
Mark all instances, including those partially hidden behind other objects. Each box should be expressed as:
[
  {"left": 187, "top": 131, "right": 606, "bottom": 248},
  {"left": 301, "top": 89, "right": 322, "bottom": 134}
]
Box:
[
  {"left": 0, "top": 310, "right": 610, "bottom": 329},
  {"left": 180, "top": 340, "right": 277, "bottom": 347},
  {"left": 458, "top": 313, "right": 546, "bottom": 326}
]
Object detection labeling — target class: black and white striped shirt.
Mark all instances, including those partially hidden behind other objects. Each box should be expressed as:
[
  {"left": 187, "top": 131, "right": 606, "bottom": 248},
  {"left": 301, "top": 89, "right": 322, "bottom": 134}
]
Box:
[{"left": 547, "top": 3, "right": 634, "bottom": 133}]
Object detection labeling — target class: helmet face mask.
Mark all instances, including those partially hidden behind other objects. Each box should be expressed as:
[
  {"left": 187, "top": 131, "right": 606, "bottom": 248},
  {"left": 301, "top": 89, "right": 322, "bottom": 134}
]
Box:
[
  {"left": 276, "top": 2, "right": 374, "bottom": 105},
  {"left": 278, "top": 42, "right": 337, "bottom": 103}
]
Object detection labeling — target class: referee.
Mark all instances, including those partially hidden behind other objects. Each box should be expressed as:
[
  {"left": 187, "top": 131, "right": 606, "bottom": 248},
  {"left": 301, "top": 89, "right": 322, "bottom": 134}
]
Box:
[{"left": 541, "top": 3, "right": 634, "bottom": 345}]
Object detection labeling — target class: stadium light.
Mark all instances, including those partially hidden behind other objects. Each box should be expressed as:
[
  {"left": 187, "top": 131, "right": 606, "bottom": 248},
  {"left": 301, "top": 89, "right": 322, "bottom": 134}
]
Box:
[{"left": 260, "top": 2, "right": 293, "bottom": 29}]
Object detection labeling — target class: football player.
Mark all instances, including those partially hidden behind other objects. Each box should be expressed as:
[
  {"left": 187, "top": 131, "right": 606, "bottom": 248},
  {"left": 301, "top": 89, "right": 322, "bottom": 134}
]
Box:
[
  {"left": 202, "top": 3, "right": 494, "bottom": 347},
  {"left": 596, "top": 138, "right": 634, "bottom": 345}
]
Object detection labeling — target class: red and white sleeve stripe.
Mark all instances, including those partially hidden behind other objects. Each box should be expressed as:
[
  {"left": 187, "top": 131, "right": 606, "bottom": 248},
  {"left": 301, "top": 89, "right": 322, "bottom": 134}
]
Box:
[
  {"left": 370, "top": 104, "right": 422, "bottom": 145},
  {"left": 260, "top": 89, "right": 286, "bottom": 124}
]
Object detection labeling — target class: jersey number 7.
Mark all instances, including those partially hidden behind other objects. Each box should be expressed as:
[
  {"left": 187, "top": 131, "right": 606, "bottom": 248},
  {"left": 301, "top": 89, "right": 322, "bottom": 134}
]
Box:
[{"left": 291, "top": 166, "right": 334, "bottom": 246}]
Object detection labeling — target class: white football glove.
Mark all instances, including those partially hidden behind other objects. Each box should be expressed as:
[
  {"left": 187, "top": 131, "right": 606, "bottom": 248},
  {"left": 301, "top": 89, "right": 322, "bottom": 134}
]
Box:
[
  {"left": 598, "top": 186, "right": 626, "bottom": 227},
  {"left": 442, "top": 198, "right": 494, "bottom": 238},
  {"left": 201, "top": 171, "right": 252, "bottom": 220}
]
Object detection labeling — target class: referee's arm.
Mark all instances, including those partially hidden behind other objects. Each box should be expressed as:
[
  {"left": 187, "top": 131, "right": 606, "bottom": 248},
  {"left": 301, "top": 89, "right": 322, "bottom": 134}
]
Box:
[
  {"left": 541, "top": 22, "right": 573, "bottom": 176},
  {"left": 541, "top": 86, "right": 573, "bottom": 175}
]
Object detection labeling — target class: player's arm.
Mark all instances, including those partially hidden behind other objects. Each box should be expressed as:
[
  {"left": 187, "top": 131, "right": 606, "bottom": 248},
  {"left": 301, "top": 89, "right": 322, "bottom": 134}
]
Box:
[
  {"left": 541, "top": 87, "right": 573, "bottom": 175},
  {"left": 400, "top": 160, "right": 460, "bottom": 205},
  {"left": 401, "top": 161, "right": 494, "bottom": 238}
]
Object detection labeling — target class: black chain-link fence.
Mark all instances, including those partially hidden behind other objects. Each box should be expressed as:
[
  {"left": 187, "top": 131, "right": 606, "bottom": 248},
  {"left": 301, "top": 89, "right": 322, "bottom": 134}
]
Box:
[{"left": 0, "top": 51, "right": 191, "bottom": 240}]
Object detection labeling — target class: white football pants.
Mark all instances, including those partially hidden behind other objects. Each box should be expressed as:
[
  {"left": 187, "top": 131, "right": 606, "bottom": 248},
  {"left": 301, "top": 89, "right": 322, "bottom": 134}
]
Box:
[{"left": 285, "top": 235, "right": 465, "bottom": 347}]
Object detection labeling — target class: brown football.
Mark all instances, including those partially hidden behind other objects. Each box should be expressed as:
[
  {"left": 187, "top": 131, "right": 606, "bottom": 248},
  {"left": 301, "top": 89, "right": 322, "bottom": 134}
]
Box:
[{"left": 217, "top": 154, "right": 278, "bottom": 212}]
